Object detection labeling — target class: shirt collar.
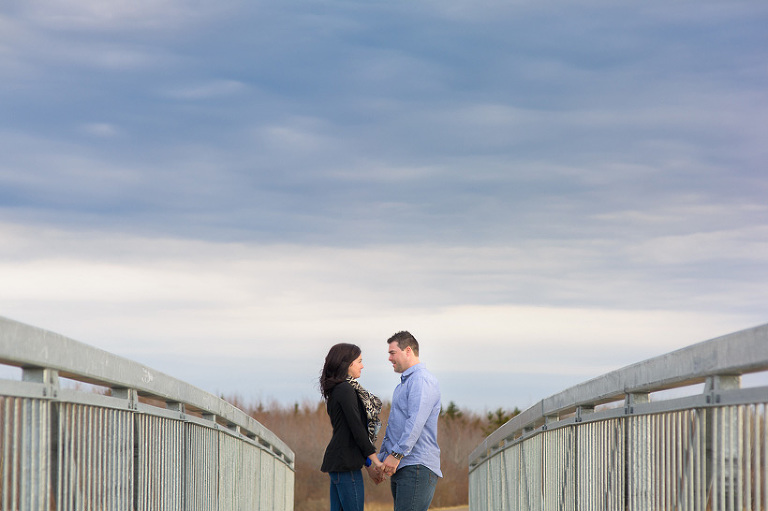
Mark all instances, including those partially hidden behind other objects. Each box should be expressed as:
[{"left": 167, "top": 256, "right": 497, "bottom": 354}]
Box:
[{"left": 400, "top": 362, "right": 423, "bottom": 383}]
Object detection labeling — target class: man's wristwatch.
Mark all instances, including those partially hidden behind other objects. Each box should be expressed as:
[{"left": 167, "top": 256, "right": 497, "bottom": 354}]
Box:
[{"left": 390, "top": 452, "right": 404, "bottom": 460}]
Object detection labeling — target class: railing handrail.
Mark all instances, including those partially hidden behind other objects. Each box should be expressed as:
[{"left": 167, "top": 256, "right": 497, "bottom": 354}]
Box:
[
  {"left": 0, "top": 315, "right": 294, "bottom": 467},
  {"left": 469, "top": 322, "right": 768, "bottom": 468}
]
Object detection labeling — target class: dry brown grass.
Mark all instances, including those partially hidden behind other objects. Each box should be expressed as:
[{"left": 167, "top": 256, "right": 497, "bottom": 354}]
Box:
[{"left": 229, "top": 397, "right": 498, "bottom": 510}]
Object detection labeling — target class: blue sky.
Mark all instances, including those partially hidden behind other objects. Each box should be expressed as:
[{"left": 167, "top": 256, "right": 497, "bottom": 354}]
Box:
[{"left": 1, "top": 0, "right": 767, "bottom": 412}]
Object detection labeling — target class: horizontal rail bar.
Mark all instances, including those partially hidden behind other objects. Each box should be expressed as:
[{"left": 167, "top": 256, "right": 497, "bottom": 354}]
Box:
[
  {"left": 0, "top": 315, "right": 293, "bottom": 466},
  {"left": 470, "top": 322, "right": 768, "bottom": 468}
]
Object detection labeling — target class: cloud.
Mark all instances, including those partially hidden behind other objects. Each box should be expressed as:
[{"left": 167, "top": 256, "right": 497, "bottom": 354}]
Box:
[
  {"left": 0, "top": 0, "right": 766, "bottom": 410},
  {"left": 6, "top": 0, "right": 231, "bottom": 32},
  {"left": 2, "top": 221, "right": 758, "bottom": 409},
  {"left": 163, "top": 80, "right": 249, "bottom": 101},
  {"left": 626, "top": 225, "right": 768, "bottom": 266},
  {"left": 80, "top": 122, "right": 121, "bottom": 138},
  {"left": 1, "top": 222, "right": 761, "bottom": 344}
]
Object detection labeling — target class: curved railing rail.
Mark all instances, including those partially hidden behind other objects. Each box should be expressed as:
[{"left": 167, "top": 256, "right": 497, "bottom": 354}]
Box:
[
  {"left": 0, "top": 316, "right": 294, "bottom": 511},
  {"left": 469, "top": 323, "right": 768, "bottom": 511}
]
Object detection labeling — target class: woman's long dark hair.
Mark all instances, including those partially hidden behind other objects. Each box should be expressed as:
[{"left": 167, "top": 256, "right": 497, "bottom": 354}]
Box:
[{"left": 320, "top": 343, "right": 361, "bottom": 400}]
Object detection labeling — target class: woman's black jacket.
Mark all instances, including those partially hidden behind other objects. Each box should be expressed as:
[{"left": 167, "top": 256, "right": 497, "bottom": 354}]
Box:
[{"left": 320, "top": 381, "right": 376, "bottom": 473}]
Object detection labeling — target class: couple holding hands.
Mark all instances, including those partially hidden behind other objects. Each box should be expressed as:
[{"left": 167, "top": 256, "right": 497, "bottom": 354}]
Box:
[{"left": 320, "top": 331, "right": 442, "bottom": 511}]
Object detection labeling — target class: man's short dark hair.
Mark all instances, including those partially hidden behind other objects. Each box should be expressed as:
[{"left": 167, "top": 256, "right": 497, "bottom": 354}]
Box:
[{"left": 387, "top": 331, "right": 419, "bottom": 356}]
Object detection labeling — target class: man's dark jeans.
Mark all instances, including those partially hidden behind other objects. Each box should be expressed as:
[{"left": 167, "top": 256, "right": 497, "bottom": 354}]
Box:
[{"left": 390, "top": 464, "right": 438, "bottom": 511}]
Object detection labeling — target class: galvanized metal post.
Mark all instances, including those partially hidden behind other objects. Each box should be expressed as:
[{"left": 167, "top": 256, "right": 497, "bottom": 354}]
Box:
[
  {"left": 468, "top": 324, "right": 768, "bottom": 511},
  {"left": 1, "top": 316, "right": 295, "bottom": 511}
]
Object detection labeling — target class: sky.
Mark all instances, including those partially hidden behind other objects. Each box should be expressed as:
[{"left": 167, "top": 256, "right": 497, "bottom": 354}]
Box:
[{"left": 1, "top": 0, "right": 767, "bottom": 414}]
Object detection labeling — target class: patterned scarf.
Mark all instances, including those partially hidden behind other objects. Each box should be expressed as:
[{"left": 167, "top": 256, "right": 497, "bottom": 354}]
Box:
[{"left": 346, "top": 377, "right": 382, "bottom": 443}]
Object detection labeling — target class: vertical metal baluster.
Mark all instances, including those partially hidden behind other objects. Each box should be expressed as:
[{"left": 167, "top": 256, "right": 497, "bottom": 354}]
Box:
[
  {"left": 86, "top": 405, "right": 93, "bottom": 510},
  {"left": 110, "top": 410, "right": 116, "bottom": 511},
  {"left": 86, "top": 406, "right": 93, "bottom": 510},
  {"left": 674, "top": 412, "right": 680, "bottom": 510},
  {"left": 124, "top": 409, "right": 130, "bottom": 510},
  {"left": 744, "top": 406, "right": 751, "bottom": 511},
  {"left": 635, "top": 416, "right": 641, "bottom": 511},
  {"left": 117, "top": 409, "right": 124, "bottom": 510},
  {"left": 755, "top": 405, "right": 761, "bottom": 511},
  {"left": 2, "top": 399, "right": 8, "bottom": 511},
  {"left": 683, "top": 410, "right": 689, "bottom": 511},
  {"left": 661, "top": 413, "right": 675, "bottom": 509},
  {"left": 76, "top": 405, "right": 82, "bottom": 510},
  {"left": 763, "top": 404, "right": 767, "bottom": 511},
  {"left": 696, "top": 408, "right": 703, "bottom": 510},
  {"left": 98, "top": 407, "right": 105, "bottom": 511},
  {"left": 185, "top": 425, "right": 193, "bottom": 511},
  {"left": 599, "top": 422, "right": 605, "bottom": 511},
  {"left": 12, "top": 399, "right": 20, "bottom": 511},
  {"left": 657, "top": 413, "right": 663, "bottom": 511},
  {"left": 149, "top": 415, "right": 154, "bottom": 511},
  {"left": 136, "top": 416, "right": 142, "bottom": 511},
  {"left": 163, "top": 419, "right": 169, "bottom": 510},
  {"left": 680, "top": 411, "right": 688, "bottom": 511},
  {"left": 669, "top": 412, "right": 676, "bottom": 509},
  {"left": 59, "top": 404, "right": 66, "bottom": 511},
  {"left": 655, "top": 414, "right": 661, "bottom": 511},
  {"left": 729, "top": 406, "right": 736, "bottom": 511},
  {"left": 75, "top": 405, "right": 82, "bottom": 511},
  {"left": 68, "top": 403, "right": 75, "bottom": 511},
  {"left": 697, "top": 408, "right": 704, "bottom": 511},
  {"left": 150, "top": 416, "right": 156, "bottom": 511},
  {"left": 72, "top": 405, "right": 83, "bottom": 511},
  {"left": 114, "top": 409, "right": 121, "bottom": 510},
  {"left": 627, "top": 417, "right": 633, "bottom": 511},
  {"left": 688, "top": 411, "right": 695, "bottom": 511},
  {"left": 715, "top": 407, "right": 722, "bottom": 511},
  {"left": 759, "top": 404, "right": 766, "bottom": 511},
  {"left": 43, "top": 401, "right": 50, "bottom": 511},
  {"left": 21, "top": 398, "right": 30, "bottom": 511},
  {"left": 634, "top": 415, "right": 642, "bottom": 511},
  {"left": 680, "top": 411, "right": 686, "bottom": 510}
]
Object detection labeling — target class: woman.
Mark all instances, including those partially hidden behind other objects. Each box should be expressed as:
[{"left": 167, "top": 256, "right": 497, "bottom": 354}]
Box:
[{"left": 320, "top": 343, "right": 384, "bottom": 511}]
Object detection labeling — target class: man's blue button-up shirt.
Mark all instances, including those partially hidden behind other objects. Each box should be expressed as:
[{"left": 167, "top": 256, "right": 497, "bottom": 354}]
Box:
[{"left": 379, "top": 363, "right": 442, "bottom": 477}]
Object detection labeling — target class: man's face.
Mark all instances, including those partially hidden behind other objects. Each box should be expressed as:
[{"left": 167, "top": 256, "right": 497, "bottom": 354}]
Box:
[{"left": 387, "top": 341, "right": 409, "bottom": 374}]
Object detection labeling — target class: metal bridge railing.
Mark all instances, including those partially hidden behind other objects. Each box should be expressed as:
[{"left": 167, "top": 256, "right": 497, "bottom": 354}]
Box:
[
  {"left": 468, "top": 323, "right": 768, "bottom": 511},
  {"left": 0, "top": 316, "right": 294, "bottom": 511}
]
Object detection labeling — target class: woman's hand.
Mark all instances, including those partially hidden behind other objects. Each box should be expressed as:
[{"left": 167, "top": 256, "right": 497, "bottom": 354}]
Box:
[{"left": 366, "top": 455, "right": 386, "bottom": 484}]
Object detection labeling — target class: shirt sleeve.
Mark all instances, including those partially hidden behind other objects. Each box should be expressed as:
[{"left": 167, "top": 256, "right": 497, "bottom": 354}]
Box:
[
  {"left": 337, "top": 383, "right": 376, "bottom": 458},
  {"left": 393, "top": 374, "right": 439, "bottom": 455}
]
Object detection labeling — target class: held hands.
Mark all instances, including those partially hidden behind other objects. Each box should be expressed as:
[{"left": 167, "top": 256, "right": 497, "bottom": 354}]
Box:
[
  {"left": 365, "top": 455, "right": 387, "bottom": 484},
  {"left": 381, "top": 454, "right": 400, "bottom": 478},
  {"left": 365, "top": 454, "right": 401, "bottom": 484}
]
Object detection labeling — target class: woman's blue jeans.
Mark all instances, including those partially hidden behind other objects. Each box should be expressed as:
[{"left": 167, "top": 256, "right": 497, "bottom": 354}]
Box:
[
  {"left": 329, "top": 469, "right": 365, "bottom": 511},
  {"left": 390, "top": 464, "right": 438, "bottom": 511}
]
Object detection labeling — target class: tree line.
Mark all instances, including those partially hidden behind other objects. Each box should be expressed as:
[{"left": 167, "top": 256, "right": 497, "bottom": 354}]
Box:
[{"left": 229, "top": 396, "right": 520, "bottom": 511}]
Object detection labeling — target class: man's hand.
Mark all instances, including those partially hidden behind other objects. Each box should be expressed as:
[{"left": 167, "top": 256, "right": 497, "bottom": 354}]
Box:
[
  {"left": 366, "top": 456, "right": 386, "bottom": 484},
  {"left": 382, "top": 454, "right": 401, "bottom": 477}
]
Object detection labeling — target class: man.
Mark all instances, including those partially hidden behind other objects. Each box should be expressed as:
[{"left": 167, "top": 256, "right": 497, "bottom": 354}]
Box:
[{"left": 376, "top": 331, "right": 442, "bottom": 511}]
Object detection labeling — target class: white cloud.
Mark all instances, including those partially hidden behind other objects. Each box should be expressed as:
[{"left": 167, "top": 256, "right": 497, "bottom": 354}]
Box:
[
  {"left": 164, "top": 80, "right": 248, "bottom": 100},
  {"left": 1, "top": 223, "right": 760, "bottom": 365},
  {"left": 81, "top": 122, "right": 120, "bottom": 138},
  {"left": 626, "top": 225, "right": 768, "bottom": 265},
  {"left": 12, "top": 0, "right": 229, "bottom": 31},
  {"left": 1, "top": 0, "right": 766, "bottom": 410}
]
